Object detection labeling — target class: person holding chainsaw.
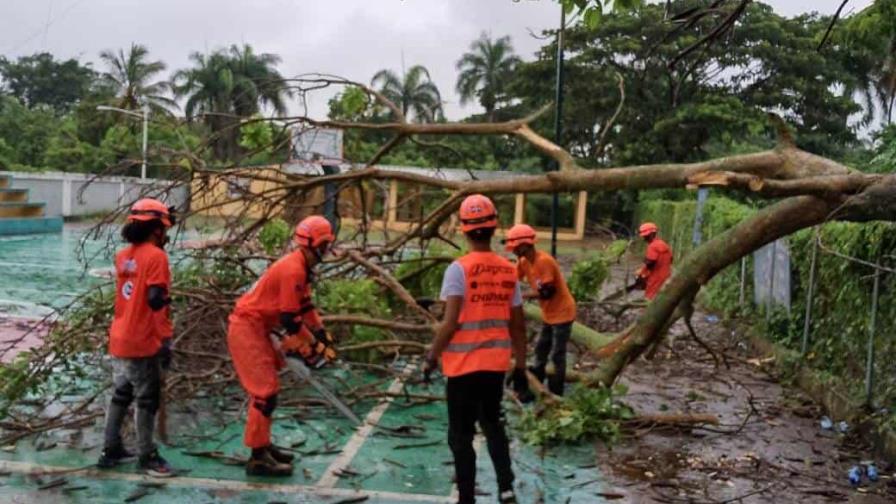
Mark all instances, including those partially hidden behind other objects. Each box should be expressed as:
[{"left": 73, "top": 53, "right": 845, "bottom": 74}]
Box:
[
  {"left": 504, "top": 224, "right": 576, "bottom": 396},
  {"left": 627, "top": 222, "right": 673, "bottom": 300},
  {"left": 98, "top": 198, "right": 175, "bottom": 477},
  {"left": 423, "top": 194, "right": 532, "bottom": 504},
  {"left": 226, "top": 215, "right": 337, "bottom": 477}
]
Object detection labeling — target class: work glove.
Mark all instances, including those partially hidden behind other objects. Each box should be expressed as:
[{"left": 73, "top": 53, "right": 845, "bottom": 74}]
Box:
[
  {"left": 422, "top": 351, "right": 438, "bottom": 384},
  {"left": 300, "top": 328, "right": 336, "bottom": 369},
  {"left": 512, "top": 367, "right": 534, "bottom": 404},
  {"left": 158, "top": 339, "right": 173, "bottom": 370}
]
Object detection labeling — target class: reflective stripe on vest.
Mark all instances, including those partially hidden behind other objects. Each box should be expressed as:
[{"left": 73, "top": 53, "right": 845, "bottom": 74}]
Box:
[
  {"left": 441, "top": 252, "right": 517, "bottom": 377},
  {"left": 457, "top": 319, "right": 508, "bottom": 331},
  {"left": 445, "top": 338, "right": 512, "bottom": 353}
]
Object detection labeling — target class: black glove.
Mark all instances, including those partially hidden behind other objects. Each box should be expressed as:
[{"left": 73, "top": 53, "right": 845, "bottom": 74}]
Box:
[
  {"left": 512, "top": 368, "right": 534, "bottom": 403},
  {"left": 159, "top": 339, "right": 173, "bottom": 370},
  {"left": 422, "top": 351, "right": 438, "bottom": 384},
  {"left": 415, "top": 297, "right": 437, "bottom": 310}
]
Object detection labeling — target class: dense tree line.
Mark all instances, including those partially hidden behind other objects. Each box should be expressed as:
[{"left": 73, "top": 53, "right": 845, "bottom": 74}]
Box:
[{"left": 0, "top": 0, "right": 893, "bottom": 182}]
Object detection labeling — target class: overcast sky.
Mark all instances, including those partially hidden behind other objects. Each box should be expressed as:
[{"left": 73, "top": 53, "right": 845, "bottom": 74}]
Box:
[{"left": 0, "top": 0, "right": 875, "bottom": 119}]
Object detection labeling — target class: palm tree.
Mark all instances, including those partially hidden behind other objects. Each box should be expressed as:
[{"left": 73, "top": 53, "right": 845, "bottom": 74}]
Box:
[
  {"left": 455, "top": 33, "right": 521, "bottom": 121},
  {"left": 99, "top": 43, "right": 176, "bottom": 113},
  {"left": 371, "top": 65, "right": 442, "bottom": 122},
  {"left": 173, "top": 44, "right": 290, "bottom": 160}
]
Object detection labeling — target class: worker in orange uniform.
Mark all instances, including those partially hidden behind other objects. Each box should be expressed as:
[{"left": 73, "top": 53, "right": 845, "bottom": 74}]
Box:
[
  {"left": 423, "top": 194, "right": 532, "bottom": 504},
  {"left": 227, "top": 215, "right": 336, "bottom": 476},
  {"left": 628, "top": 222, "right": 673, "bottom": 300},
  {"left": 99, "top": 198, "right": 175, "bottom": 477},
  {"left": 504, "top": 224, "right": 576, "bottom": 396}
]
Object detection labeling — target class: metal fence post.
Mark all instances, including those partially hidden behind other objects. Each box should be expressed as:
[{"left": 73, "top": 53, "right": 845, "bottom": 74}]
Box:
[
  {"left": 692, "top": 187, "right": 708, "bottom": 246},
  {"left": 766, "top": 240, "right": 777, "bottom": 322},
  {"left": 865, "top": 262, "right": 881, "bottom": 407},
  {"left": 739, "top": 257, "right": 747, "bottom": 306},
  {"left": 800, "top": 229, "right": 819, "bottom": 356}
]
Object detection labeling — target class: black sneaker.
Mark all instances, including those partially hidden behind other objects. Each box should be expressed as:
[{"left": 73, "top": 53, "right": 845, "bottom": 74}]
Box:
[
  {"left": 138, "top": 450, "right": 174, "bottom": 478},
  {"left": 268, "top": 445, "right": 295, "bottom": 464},
  {"left": 97, "top": 445, "right": 135, "bottom": 469}
]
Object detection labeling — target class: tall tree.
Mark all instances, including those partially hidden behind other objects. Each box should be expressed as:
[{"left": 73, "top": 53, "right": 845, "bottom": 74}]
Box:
[
  {"left": 0, "top": 53, "right": 96, "bottom": 111},
  {"left": 173, "top": 44, "right": 290, "bottom": 161},
  {"left": 455, "top": 33, "right": 521, "bottom": 121},
  {"left": 840, "top": 0, "right": 896, "bottom": 126},
  {"left": 371, "top": 65, "right": 442, "bottom": 122},
  {"left": 99, "top": 43, "right": 177, "bottom": 113}
]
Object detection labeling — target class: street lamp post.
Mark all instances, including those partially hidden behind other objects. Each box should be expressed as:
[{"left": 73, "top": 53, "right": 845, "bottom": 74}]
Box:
[{"left": 96, "top": 105, "right": 150, "bottom": 179}]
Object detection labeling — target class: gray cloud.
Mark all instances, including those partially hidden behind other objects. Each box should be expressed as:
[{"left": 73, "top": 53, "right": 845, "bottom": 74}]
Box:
[{"left": 0, "top": 0, "right": 874, "bottom": 119}]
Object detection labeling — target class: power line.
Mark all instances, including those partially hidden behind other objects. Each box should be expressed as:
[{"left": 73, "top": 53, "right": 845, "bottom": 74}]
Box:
[{"left": 3, "top": 0, "right": 86, "bottom": 54}]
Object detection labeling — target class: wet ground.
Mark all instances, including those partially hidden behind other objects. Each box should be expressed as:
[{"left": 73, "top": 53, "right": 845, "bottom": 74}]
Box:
[{"left": 574, "top": 280, "right": 896, "bottom": 503}]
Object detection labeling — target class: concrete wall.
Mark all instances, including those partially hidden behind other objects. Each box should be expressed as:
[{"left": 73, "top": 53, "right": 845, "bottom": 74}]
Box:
[{"left": 0, "top": 171, "right": 189, "bottom": 217}]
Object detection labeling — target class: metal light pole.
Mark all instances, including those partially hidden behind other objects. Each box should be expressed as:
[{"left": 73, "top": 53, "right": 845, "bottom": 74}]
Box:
[
  {"left": 96, "top": 105, "right": 151, "bottom": 179},
  {"left": 550, "top": 6, "right": 566, "bottom": 257}
]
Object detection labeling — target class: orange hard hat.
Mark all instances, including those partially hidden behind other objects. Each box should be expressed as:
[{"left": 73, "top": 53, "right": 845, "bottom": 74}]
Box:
[
  {"left": 128, "top": 198, "right": 172, "bottom": 227},
  {"left": 504, "top": 224, "right": 537, "bottom": 251},
  {"left": 294, "top": 215, "right": 335, "bottom": 248},
  {"left": 639, "top": 222, "right": 658, "bottom": 237},
  {"left": 459, "top": 194, "right": 498, "bottom": 232}
]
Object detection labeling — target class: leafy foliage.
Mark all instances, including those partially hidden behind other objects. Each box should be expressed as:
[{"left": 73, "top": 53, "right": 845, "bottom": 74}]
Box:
[
  {"left": 0, "top": 52, "right": 96, "bottom": 111},
  {"left": 568, "top": 254, "right": 609, "bottom": 301},
  {"left": 515, "top": 385, "right": 633, "bottom": 446},
  {"left": 99, "top": 43, "right": 176, "bottom": 113},
  {"left": 455, "top": 33, "right": 521, "bottom": 119},
  {"left": 257, "top": 217, "right": 291, "bottom": 255},
  {"left": 315, "top": 278, "right": 392, "bottom": 344},
  {"left": 371, "top": 64, "right": 443, "bottom": 122}
]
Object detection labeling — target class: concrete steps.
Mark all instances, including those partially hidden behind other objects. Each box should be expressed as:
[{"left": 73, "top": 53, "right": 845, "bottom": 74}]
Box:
[
  {"left": 0, "top": 188, "right": 28, "bottom": 202},
  {"left": 0, "top": 202, "right": 45, "bottom": 218},
  {"left": 0, "top": 174, "right": 62, "bottom": 235}
]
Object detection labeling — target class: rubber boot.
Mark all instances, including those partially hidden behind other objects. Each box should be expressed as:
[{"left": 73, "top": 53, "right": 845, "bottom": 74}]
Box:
[
  {"left": 246, "top": 447, "right": 293, "bottom": 476},
  {"left": 268, "top": 444, "right": 295, "bottom": 464}
]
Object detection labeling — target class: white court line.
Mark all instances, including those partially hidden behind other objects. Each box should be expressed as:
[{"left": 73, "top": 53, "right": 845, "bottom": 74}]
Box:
[
  {"left": 316, "top": 362, "right": 417, "bottom": 488},
  {"left": 0, "top": 459, "right": 452, "bottom": 503}
]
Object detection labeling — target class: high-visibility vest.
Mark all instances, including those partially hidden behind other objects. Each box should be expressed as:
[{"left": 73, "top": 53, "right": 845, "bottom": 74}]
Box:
[{"left": 442, "top": 251, "right": 517, "bottom": 377}]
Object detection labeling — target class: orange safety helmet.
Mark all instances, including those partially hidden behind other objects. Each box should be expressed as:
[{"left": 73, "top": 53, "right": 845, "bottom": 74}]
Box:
[
  {"left": 459, "top": 194, "right": 498, "bottom": 233},
  {"left": 294, "top": 215, "right": 335, "bottom": 249},
  {"left": 504, "top": 224, "right": 537, "bottom": 252},
  {"left": 128, "top": 198, "right": 173, "bottom": 227},
  {"left": 639, "top": 222, "right": 658, "bottom": 237}
]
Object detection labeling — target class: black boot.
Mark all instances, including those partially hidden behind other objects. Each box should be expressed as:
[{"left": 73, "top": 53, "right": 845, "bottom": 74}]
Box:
[
  {"left": 267, "top": 444, "right": 295, "bottom": 464},
  {"left": 246, "top": 447, "right": 293, "bottom": 477}
]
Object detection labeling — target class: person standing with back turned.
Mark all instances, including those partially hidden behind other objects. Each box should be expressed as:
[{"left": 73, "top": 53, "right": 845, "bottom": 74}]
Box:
[{"left": 423, "top": 194, "right": 533, "bottom": 504}]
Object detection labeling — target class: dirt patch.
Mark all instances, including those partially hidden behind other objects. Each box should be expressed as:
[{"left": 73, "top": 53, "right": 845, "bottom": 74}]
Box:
[{"left": 584, "top": 314, "right": 896, "bottom": 503}]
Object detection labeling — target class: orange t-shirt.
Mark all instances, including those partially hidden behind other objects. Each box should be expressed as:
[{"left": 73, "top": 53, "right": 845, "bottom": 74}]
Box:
[
  {"left": 230, "top": 251, "right": 318, "bottom": 334},
  {"left": 641, "top": 238, "right": 673, "bottom": 299},
  {"left": 517, "top": 250, "right": 577, "bottom": 324},
  {"left": 109, "top": 243, "right": 172, "bottom": 358}
]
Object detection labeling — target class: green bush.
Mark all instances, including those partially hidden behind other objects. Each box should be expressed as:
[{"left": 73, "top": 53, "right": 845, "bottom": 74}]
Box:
[
  {"left": 258, "top": 218, "right": 291, "bottom": 255},
  {"left": 315, "top": 278, "right": 392, "bottom": 344},
  {"left": 515, "top": 385, "right": 633, "bottom": 446},
  {"left": 568, "top": 254, "right": 609, "bottom": 301}
]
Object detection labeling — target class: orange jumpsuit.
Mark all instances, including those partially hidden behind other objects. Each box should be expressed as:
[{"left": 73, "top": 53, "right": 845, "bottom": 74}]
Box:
[
  {"left": 639, "top": 238, "right": 673, "bottom": 300},
  {"left": 227, "top": 251, "right": 320, "bottom": 448}
]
